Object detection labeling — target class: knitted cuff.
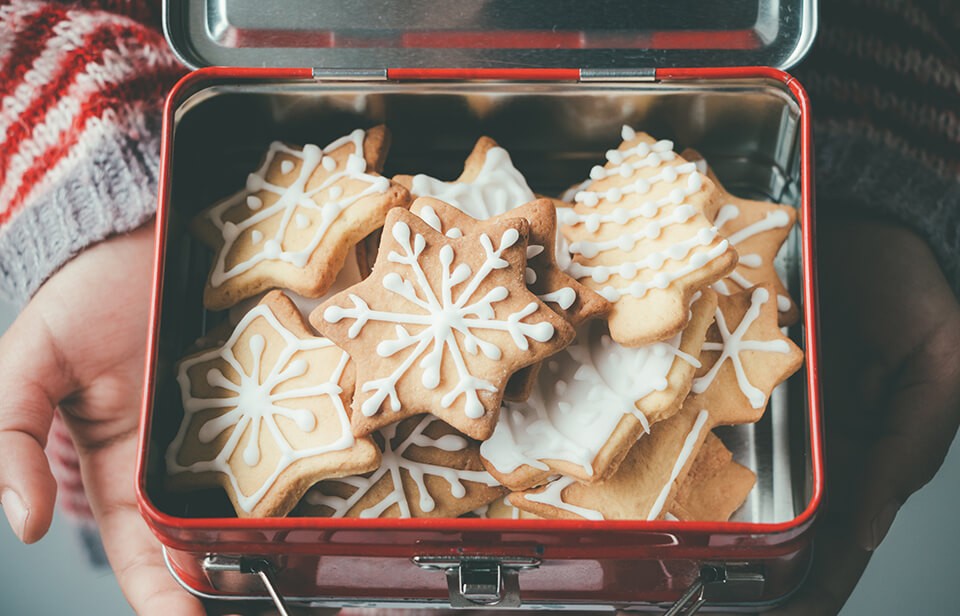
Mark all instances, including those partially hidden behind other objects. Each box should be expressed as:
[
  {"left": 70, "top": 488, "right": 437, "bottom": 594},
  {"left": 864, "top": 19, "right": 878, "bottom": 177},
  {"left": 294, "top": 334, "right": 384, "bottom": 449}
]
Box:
[
  {"left": 815, "top": 127, "right": 960, "bottom": 297},
  {"left": 0, "top": 109, "right": 161, "bottom": 307}
]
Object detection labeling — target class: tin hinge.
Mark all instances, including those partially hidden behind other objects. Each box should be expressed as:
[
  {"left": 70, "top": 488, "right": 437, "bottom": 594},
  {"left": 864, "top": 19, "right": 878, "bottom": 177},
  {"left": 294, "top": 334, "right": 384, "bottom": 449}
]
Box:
[
  {"left": 663, "top": 562, "right": 765, "bottom": 615},
  {"left": 202, "top": 555, "right": 292, "bottom": 615},
  {"left": 412, "top": 555, "right": 541, "bottom": 608},
  {"left": 311, "top": 68, "right": 388, "bottom": 81},
  {"left": 579, "top": 68, "right": 657, "bottom": 82}
]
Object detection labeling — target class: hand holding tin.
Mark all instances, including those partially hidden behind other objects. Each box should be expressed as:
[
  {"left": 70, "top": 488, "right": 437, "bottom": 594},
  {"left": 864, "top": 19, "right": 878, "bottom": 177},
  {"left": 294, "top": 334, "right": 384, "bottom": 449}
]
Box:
[
  {"left": 0, "top": 224, "right": 204, "bottom": 616},
  {"left": 769, "top": 218, "right": 960, "bottom": 615}
]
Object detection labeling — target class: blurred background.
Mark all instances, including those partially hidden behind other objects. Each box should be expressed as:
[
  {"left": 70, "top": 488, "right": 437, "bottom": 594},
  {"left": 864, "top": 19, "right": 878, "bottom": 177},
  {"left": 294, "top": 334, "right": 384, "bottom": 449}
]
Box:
[{"left": 0, "top": 298, "right": 956, "bottom": 615}]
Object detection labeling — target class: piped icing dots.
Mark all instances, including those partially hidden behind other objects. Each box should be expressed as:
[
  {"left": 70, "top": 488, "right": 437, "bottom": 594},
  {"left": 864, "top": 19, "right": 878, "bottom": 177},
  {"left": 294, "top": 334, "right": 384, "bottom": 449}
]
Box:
[
  {"left": 203, "top": 130, "right": 390, "bottom": 289},
  {"left": 167, "top": 301, "right": 358, "bottom": 515}
]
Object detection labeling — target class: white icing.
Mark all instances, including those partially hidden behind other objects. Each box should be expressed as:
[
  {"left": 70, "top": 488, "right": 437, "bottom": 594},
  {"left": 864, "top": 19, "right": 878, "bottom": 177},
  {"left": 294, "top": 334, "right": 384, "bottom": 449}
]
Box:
[
  {"left": 412, "top": 150, "right": 577, "bottom": 312},
  {"left": 711, "top": 203, "right": 793, "bottom": 314},
  {"left": 481, "top": 319, "right": 698, "bottom": 477},
  {"left": 558, "top": 128, "right": 728, "bottom": 303},
  {"left": 522, "top": 476, "right": 604, "bottom": 520},
  {"left": 168, "top": 304, "right": 354, "bottom": 513},
  {"left": 410, "top": 146, "right": 536, "bottom": 219},
  {"left": 474, "top": 496, "right": 521, "bottom": 519},
  {"left": 647, "top": 409, "right": 710, "bottom": 521},
  {"left": 324, "top": 220, "right": 556, "bottom": 420},
  {"left": 204, "top": 131, "right": 389, "bottom": 287},
  {"left": 250, "top": 230, "right": 263, "bottom": 244},
  {"left": 280, "top": 160, "right": 295, "bottom": 175},
  {"left": 306, "top": 415, "right": 499, "bottom": 518},
  {"left": 691, "top": 287, "right": 792, "bottom": 408}
]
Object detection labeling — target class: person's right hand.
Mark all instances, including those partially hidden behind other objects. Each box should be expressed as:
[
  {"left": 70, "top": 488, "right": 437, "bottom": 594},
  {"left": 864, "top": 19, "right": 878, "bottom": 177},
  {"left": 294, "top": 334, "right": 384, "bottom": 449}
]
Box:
[
  {"left": 769, "top": 215, "right": 960, "bottom": 614},
  {"left": 0, "top": 223, "right": 204, "bottom": 616}
]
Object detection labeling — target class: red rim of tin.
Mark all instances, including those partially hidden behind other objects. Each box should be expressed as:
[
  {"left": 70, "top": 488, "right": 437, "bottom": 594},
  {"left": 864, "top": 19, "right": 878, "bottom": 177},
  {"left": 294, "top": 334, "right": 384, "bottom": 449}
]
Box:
[{"left": 137, "top": 65, "right": 822, "bottom": 546}]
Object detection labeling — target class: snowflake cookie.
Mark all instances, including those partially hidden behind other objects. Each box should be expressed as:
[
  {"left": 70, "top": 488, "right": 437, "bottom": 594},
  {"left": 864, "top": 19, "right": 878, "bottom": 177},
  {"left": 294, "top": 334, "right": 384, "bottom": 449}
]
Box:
[
  {"left": 192, "top": 126, "right": 410, "bottom": 310},
  {"left": 480, "top": 289, "right": 717, "bottom": 491},
  {"left": 299, "top": 415, "right": 505, "bottom": 518},
  {"left": 512, "top": 285, "right": 802, "bottom": 521},
  {"left": 681, "top": 149, "right": 799, "bottom": 326},
  {"left": 558, "top": 127, "right": 738, "bottom": 347},
  {"left": 690, "top": 284, "right": 804, "bottom": 425},
  {"left": 410, "top": 197, "right": 609, "bottom": 400},
  {"left": 313, "top": 207, "right": 575, "bottom": 441},
  {"left": 166, "top": 291, "right": 381, "bottom": 518}
]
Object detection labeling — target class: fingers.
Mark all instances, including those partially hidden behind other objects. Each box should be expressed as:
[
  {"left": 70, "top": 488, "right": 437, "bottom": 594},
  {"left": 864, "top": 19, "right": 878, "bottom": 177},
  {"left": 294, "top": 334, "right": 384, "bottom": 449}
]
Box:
[
  {"left": 71, "top": 427, "right": 204, "bottom": 616},
  {"left": 854, "top": 319, "right": 960, "bottom": 551},
  {"left": 0, "top": 303, "right": 74, "bottom": 543},
  {"left": 766, "top": 515, "right": 872, "bottom": 616}
]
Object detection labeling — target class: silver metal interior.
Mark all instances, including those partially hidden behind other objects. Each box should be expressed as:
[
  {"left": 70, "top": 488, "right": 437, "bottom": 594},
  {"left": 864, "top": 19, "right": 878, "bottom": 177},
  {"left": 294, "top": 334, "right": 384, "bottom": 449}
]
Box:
[
  {"left": 148, "top": 78, "right": 812, "bottom": 524},
  {"left": 164, "top": 0, "right": 816, "bottom": 71}
]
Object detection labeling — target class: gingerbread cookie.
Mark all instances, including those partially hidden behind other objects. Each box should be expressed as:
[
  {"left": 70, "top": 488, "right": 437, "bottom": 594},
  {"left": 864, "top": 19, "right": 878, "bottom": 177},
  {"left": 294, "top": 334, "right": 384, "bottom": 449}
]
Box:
[
  {"left": 410, "top": 197, "right": 609, "bottom": 400},
  {"left": 473, "top": 496, "right": 539, "bottom": 520},
  {"left": 166, "top": 291, "right": 381, "bottom": 518},
  {"left": 511, "top": 285, "right": 801, "bottom": 521},
  {"left": 690, "top": 284, "right": 804, "bottom": 424},
  {"left": 313, "top": 207, "right": 575, "bottom": 440},
  {"left": 668, "top": 432, "right": 755, "bottom": 522},
  {"left": 481, "top": 289, "right": 717, "bottom": 491},
  {"left": 299, "top": 415, "right": 505, "bottom": 518},
  {"left": 557, "top": 126, "right": 737, "bottom": 347},
  {"left": 681, "top": 149, "right": 799, "bottom": 326},
  {"left": 192, "top": 126, "right": 410, "bottom": 310}
]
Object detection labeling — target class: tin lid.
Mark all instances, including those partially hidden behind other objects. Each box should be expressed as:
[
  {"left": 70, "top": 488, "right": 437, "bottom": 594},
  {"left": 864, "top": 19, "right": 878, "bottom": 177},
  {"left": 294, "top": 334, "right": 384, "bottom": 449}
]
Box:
[{"left": 165, "top": 0, "right": 817, "bottom": 72}]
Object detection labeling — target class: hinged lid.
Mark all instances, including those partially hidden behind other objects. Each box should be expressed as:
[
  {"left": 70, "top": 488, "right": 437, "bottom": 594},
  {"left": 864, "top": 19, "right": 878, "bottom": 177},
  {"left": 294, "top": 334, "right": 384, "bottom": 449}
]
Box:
[{"left": 164, "top": 0, "right": 817, "bottom": 72}]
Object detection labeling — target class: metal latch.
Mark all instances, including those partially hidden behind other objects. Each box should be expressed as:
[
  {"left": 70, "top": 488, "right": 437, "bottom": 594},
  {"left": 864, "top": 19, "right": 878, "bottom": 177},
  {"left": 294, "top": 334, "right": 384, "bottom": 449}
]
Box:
[
  {"left": 412, "top": 555, "right": 541, "bottom": 608},
  {"left": 664, "top": 562, "right": 765, "bottom": 615},
  {"left": 202, "top": 555, "right": 291, "bottom": 616}
]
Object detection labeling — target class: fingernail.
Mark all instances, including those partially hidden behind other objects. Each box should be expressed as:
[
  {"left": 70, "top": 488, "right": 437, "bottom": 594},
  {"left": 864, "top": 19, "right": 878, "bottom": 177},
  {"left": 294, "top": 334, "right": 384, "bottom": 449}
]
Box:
[
  {"left": 866, "top": 501, "right": 900, "bottom": 551},
  {"left": 1, "top": 489, "right": 29, "bottom": 542}
]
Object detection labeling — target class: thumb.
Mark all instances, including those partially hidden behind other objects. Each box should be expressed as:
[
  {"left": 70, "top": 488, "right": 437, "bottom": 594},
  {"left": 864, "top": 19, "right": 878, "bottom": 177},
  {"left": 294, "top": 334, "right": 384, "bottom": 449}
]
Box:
[
  {"left": 855, "top": 321, "right": 960, "bottom": 551},
  {"left": 0, "top": 304, "right": 70, "bottom": 544}
]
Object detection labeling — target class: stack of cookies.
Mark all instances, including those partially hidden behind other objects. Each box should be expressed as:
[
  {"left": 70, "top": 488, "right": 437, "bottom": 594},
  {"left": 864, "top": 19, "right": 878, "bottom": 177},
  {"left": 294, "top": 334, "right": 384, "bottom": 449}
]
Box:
[{"left": 166, "top": 125, "right": 804, "bottom": 522}]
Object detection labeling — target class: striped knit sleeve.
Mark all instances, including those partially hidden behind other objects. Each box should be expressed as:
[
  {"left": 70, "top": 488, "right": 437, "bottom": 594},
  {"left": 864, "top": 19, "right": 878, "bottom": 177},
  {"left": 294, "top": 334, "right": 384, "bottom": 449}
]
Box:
[
  {"left": 0, "top": 0, "right": 184, "bottom": 306},
  {"left": 793, "top": 0, "right": 960, "bottom": 295}
]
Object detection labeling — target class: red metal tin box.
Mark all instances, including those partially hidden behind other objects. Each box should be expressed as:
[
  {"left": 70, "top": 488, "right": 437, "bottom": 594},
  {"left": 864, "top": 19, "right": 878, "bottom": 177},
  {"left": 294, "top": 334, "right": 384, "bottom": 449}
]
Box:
[{"left": 137, "top": 2, "right": 823, "bottom": 612}]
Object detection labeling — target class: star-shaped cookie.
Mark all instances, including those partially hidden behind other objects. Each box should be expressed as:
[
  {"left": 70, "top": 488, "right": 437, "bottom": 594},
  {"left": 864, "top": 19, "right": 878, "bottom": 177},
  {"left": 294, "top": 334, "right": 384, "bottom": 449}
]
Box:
[
  {"left": 511, "top": 284, "right": 802, "bottom": 520},
  {"left": 410, "top": 197, "right": 609, "bottom": 399},
  {"left": 681, "top": 149, "right": 799, "bottom": 325},
  {"left": 558, "top": 126, "right": 738, "bottom": 347},
  {"left": 480, "top": 289, "right": 717, "bottom": 491},
  {"left": 312, "top": 207, "right": 575, "bottom": 440},
  {"left": 192, "top": 126, "right": 410, "bottom": 310},
  {"left": 668, "top": 432, "right": 756, "bottom": 522},
  {"left": 298, "top": 415, "right": 505, "bottom": 518},
  {"left": 166, "top": 291, "right": 381, "bottom": 518}
]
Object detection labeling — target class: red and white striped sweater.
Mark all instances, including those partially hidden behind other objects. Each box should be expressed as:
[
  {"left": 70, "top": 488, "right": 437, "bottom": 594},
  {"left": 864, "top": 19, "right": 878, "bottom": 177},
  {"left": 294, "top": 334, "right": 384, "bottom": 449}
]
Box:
[{"left": 0, "top": 0, "right": 958, "bottom": 542}]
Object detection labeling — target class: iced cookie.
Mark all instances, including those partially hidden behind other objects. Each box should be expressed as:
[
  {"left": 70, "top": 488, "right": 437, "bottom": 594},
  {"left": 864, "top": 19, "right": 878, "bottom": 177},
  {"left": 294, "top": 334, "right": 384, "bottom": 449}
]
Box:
[
  {"left": 480, "top": 290, "right": 717, "bottom": 491},
  {"left": 299, "top": 415, "right": 504, "bottom": 518},
  {"left": 668, "top": 432, "right": 756, "bottom": 522},
  {"left": 410, "top": 197, "right": 609, "bottom": 400},
  {"left": 473, "top": 496, "right": 540, "bottom": 520},
  {"left": 511, "top": 284, "right": 801, "bottom": 520},
  {"left": 681, "top": 149, "right": 799, "bottom": 326},
  {"left": 558, "top": 127, "right": 737, "bottom": 347},
  {"left": 166, "top": 291, "right": 380, "bottom": 518},
  {"left": 192, "top": 126, "right": 410, "bottom": 310},
  {"left": 313, "top": 207, "right": 575, "bottom": 440}
]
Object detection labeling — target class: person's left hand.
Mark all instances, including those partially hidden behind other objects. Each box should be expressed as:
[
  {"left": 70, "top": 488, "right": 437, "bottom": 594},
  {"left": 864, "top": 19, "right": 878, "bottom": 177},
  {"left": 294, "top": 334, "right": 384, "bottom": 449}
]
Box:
[{"left": 0, "top": 222, "right": 204, "bottom": 616}]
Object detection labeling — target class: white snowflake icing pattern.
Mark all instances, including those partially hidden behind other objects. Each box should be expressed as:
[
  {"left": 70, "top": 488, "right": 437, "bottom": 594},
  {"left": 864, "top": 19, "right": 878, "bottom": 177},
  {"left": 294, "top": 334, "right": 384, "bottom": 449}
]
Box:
[
  {"left": 168, "top": 304, "right": 355, "bottom": 514},
  {"left": 306, "top": 415, "right": 500, "bottom": 518},
  {"left": 205, "top": 130, "right": 390, "bottom": 287},
  {"left": 691, "top": 287, "right": 792, "bottom": 408},
  {"left": 323, "top": 218, "right": 556, "bottom": 419}
]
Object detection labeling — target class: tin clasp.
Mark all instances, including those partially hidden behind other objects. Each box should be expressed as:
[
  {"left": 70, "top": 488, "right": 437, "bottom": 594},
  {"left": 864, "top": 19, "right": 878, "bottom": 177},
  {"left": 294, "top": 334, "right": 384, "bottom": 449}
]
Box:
[
  {"left": 412, "top": 555, "right": 540, "bottom": 608},
  {"left": 664, "top": 563, "right": 766, "bottom": 616}
]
